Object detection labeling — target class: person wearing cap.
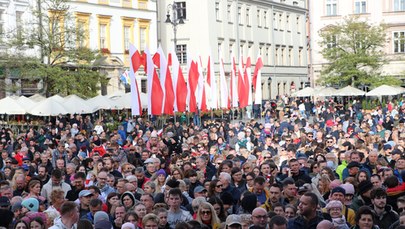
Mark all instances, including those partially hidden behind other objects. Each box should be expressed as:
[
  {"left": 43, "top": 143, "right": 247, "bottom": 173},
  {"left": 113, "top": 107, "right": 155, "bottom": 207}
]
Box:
[
  {"left": 78, "top": 190, "right": 93, "bottom": 218},
  {"left": 341, "top": 151, "right": 370, "bottom": 181},
  {"left": 351, "top": 180, "right": 374, "bottom": 212},
  {"left": 193, "top": 186, "right": 207, "bottom": 199},
  {"left": 323, "top": 186, "right": 355, "bottom": 226},
  {"left": 324, "top": 200, "right": 350, "bottom": 229},
  {"left": 226, "top": 214, "right": 242, "bottom": 229},
  {"left": 370, "top": 187, "right": 398, "bottom": 229}
]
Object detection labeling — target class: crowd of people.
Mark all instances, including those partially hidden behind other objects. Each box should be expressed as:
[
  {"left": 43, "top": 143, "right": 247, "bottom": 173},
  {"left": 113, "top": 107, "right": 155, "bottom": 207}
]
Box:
[{"left": 0, "top": 96, "right": 405, "bottom": 229}]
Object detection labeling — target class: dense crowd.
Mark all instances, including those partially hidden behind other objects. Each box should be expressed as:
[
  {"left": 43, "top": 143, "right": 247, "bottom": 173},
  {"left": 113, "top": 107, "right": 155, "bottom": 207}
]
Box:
[{"left": 0, "top": 96, "right": 405, "bottom": 229}]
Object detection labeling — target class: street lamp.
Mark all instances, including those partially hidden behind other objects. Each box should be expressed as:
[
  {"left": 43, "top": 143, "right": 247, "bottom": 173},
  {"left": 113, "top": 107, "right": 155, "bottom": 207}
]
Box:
[
  {"left": 268, "top": 76, "right": 272, "bottom": 99},
  {"left": 165, "top": 2, "right": 185, "bottom": 53}
]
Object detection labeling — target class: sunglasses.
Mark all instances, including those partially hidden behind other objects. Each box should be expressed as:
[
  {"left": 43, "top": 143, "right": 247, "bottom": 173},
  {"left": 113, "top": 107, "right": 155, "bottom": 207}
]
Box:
[
  {"left": 200, "top": 210, "right": 211, "bottom": 215},
  {"left": 216, "top": 184, "right": 223, "bottom": 188}
]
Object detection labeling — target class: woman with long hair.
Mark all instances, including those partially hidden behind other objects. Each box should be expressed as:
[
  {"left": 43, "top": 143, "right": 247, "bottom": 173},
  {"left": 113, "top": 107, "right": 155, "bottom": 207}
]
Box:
[
  {"left": 207, "top": 197, "right": 227, "bottom": 222},
  {"left": 106, "top": 192, "right": 120, "bottom": 216},
  {"left": 207, "top": 179, "right": 222, "bottom": 199},
  {"left": 317, "top": 174, "right": 332, "bottom": 201},
  {"left": 24, "top": 180, "right": 42, "bottom": 200},
  {"left": 195, "top": 202, "right": 221, "bottom": 229}
]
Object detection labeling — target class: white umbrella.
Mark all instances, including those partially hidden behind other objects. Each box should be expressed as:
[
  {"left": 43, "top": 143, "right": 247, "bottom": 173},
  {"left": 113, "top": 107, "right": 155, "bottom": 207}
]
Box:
[
  {"left": 366, "top": 85, "right": 405, "bottom": 96},
  {"left": 49, "top": 94, "right": 65, "bottom": 103},
  {"left": 87, "top": 95, "right": 114, "bottom": 111},
  {"left": 335, "top": 85, "right": 365, "bottom": 96},
  {"left": 28, "top": 97, "right": 69, "bottom": 116},
  {"left": 291, "top": 87, "right": 315, "bottom": 97},
  {"left": 315, "top": 87, "right": 337, "bottom": 97},
  {"left": 17, "top": 96, "right": 37, "bottom": 108},
  {"left": 0, "top": 97, "right": 26, "bottom": 114},
  {"left": 29, "top": 94, "right": 46, "bottom": 102},
  {"left": 109, "top": 92, "right": 148, "bottom": 109},
  {"left": 63, "top": 95, "right": 94, "bottom": 114}
]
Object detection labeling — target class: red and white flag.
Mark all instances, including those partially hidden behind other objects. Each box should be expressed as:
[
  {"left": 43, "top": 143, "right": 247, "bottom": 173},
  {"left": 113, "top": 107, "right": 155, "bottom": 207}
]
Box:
[
  {"left": 253, "top": 56, "right": 264, "bottom": 105},
  {"left": 154, "top": 47, "right": 174, "bottom": 115},
  {"left": 230, "top": 56, "right": 238, "bottom": 108},
  {"left": 219, "top": 53, "right": 229, "bottom": 109},
  {"left": 245, "top": 57, "right": 252, "bottom": 106},
  {"left": 187, "top": 58, "right": 199, "bottom": 113},
  {"left": 237, "top": 54, "right": 248, "bottom": 108},
  {"left": 207, "top": 54, "right": 218, "bottom": 109},
  {"left": 171, "top": 49, "right": 187, "bottom": 112},
  {"left": 197, "top": 57, "right": 207, "bottom": 112},
  {"left": 129, "top": 44, "right": 142, "bottom": 116},
  {"left": 145, "top": 47, "right": 164, "bottom": 115}
]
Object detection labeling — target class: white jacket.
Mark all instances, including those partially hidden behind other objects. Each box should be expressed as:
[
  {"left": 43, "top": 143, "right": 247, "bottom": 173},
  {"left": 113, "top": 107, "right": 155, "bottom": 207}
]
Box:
[{"left": 41, "top": 179, "right": 72, "bottom": 203}]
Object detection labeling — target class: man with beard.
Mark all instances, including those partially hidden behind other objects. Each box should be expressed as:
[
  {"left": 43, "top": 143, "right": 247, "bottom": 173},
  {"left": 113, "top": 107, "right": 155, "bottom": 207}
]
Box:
[
  {"left": 104, "top": 158, "right": 122, "bottom": 178},
  {"left": 36, "top": 165, "right": 50, "bottom": 184},
  {"left": 66, "top": 172, "right": 86, "bottom": 201},
  {"left": 261, "top": 183, "right": 283, "bottom": 212},
  {"left": 287, "top": 192, "right": 324, "bottom": 229},
  {"left": 370, "top": 187, "right": 398, "bottom": 229}
]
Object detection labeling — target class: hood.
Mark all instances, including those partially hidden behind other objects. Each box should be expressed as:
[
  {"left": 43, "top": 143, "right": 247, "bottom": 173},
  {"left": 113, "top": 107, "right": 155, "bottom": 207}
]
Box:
[{"left": 120, "top": 191, "right": 136, "bottom": 208}]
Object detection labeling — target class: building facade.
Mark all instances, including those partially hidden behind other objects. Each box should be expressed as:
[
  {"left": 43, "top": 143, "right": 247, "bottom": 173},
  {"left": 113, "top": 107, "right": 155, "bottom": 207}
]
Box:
[
  {"left": 157, "top": 0, "right": 309, "bottom": 100},
  {"left": 0, "top": 0, "right": 157, "bottom": 97},
  {"left": 309, "top": 0, "right": 405, "bottom": 87}
]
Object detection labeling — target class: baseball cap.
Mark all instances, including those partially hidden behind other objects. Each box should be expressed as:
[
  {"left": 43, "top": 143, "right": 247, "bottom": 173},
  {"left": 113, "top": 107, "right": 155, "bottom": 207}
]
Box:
[
  {"left": 226, "top": 214, "right": 242, "bottom": 226},
  {"left": 79, "top": 190, "right": 93, "bottom": 198},
  {"left": 346, "top": 161, "right": 361, "bottom": 169},
  {"left": 194, "top": 186, "right": 207, "bottom": 193},
  {"left": 144, "top": 158, "right": 154, "bottom": 164}
]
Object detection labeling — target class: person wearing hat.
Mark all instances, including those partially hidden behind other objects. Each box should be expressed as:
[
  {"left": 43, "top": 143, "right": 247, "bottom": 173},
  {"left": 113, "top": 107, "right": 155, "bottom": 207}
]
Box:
[
  {"left": 21, "top": 197, "right": 39, "bottom": 213},
  {"left": 380, "top": 144, "right": 393, "bottom": 165},
  {"left": 226, "top": 214, "right": 242, "bottom": 229},
  {"left": 325, "top": 200, "right": 350, "bottom": 229},
  {"left": 193, "top": 186, "right": 207, "bottom": 199},
  {"left": 322, "top": 186, "right": 356, "bottom": 226},
  {"left": 351, "top": 180, "right": 374, "bottom": 212},
  {"left": 341, "top": 151, "right": 370, "bottom": 181},
  {"left": 78, "top": 190, "right": 93, "bottom": 218}
]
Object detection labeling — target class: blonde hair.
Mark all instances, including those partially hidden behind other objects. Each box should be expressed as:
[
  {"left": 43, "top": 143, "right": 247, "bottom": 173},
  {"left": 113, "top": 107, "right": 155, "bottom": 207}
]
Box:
[{"left": 196, "top": 202, "right": 221, "bottom": 228}]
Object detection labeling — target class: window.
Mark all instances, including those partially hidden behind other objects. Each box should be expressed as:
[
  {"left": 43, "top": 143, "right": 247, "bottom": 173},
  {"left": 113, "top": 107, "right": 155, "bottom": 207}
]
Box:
[
  {"left": 326, "top": 35, "right": 337, "bottom": 49},
  {"left": 16, "top": 11, "right": 23, "bottom": 39},
  {"left": 124, "top": 26, "right": 130, "bottom": 52},
  {"left": 263, "top": 10, "right": 267, "bottom": 28},
  {"left": 273, "top": 12, "right": 277, "bottom": 30},
  {"left": 218, "top": 42, "right": 223, "bottom": 58},
  {"left": 100, "top": 24, "right": 107, "bottom": 49},
  {"left": 246, "top": 7, "right": 250, "bottom": 26},
  {"left": 354, "top": 0, "right": 366, "bottom": 14},
  {"left": 176, "top": 44, "right": 187, "bottom": 64},
  {"left": 175, "top": 2, "right": 186, "bottom": 20},
  {"left": 238, "top": 6, "right": 242, "bottom": 24},
  {"left": 76, "top": 12, "right": 90, "bottom": 48},
  {"left": 266, "top": 45, "right": 270, "bottom": 65},
  {"left": 257, "top": 10, "right": 261, "bottom": 27},
  {"left": 227, "top": 3, "right": 232, "bottom": 23},
  {"left": 141, "top": 79, "right": 147, "bottom": 93},
  {"left": 275, "top": 47, "right": 279, "bottom": 65},
  {"left": 288, "top": 48, "right": 293, "bottom": 66},
  {"left": 326, "top": 0, "right": 337, "bottom": 16},
  {"left": 229, "top": 42, "right": 234, "bottom": 59},
  {"left": 298, "top": 48, "right": 303, "bottom": 66},
  {"left": 139, "top": 27, "right": 146, "bottom": 51},
  {"left": 297, "top": 16, "right": 301, "bottom": 33},
  {"left": 393, "top": 0, "right": 405, "bottom": 11},
  {"left": 393, "top": 31, "right": 405, "bottom": 53},
  {"left": 215, "top": 2, "right": 220, "bottom": 20},
  {"left": 281, "top": 48, "right": 285, "bottom": 65},
  {"left": 286, "top": 15, "right": 290, "bottom": 31},
  {"left": 279, "top": 13, "right": 283, "bottom": 31}
]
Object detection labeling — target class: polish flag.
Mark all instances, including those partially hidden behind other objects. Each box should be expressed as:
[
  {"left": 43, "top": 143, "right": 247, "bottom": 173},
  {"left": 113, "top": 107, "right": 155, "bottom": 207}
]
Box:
[
  {"left": 155, "top": 46, "right": 174, "bottom": 115},
  {"left": 230, "top": 56, "right": 238, "bottom": 108},
  {"left": 187, "top": 60, "right": 199, "bottom": 113},
  {"left": 129, "top": 45, "right": 142, "bottom": 116},
  {"left": 253, "top": 56, "right": 264, "bottom": 105},
  {"left": 145, "top": 47, "right": 164, "bottom": 115},
  {"left": 237, "top": 55, "right": 247, "bottom": 108},
  {"left": 197, "top": 57, "right": 207, "bottom": 112},
  {"left": 245, "top": 57, "right": 252, "bottom": 106},
  {"left": 171, "top": 50, "right": 187, "bottom": 112},
  {"left": 207, "top": 54, "right": 218, "bottom": 109},
  {"left": 219, "top": 54, "right": 229, "bottom": 109}
]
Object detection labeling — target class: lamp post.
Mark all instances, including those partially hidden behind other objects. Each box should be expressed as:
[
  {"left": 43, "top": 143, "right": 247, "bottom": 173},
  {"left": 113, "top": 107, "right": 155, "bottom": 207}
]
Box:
[
  {"left": 165, "top": 2, "right": 185, "bottom": 54},
  {"left": 268, "top": 76, "right": 272, "bottom": 99}
]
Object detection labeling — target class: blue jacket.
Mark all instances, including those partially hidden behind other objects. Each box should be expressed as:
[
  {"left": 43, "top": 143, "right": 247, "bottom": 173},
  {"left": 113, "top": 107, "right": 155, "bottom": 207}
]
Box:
[{"left": 287, "top": 212, "right": 324, "bottom": 229}]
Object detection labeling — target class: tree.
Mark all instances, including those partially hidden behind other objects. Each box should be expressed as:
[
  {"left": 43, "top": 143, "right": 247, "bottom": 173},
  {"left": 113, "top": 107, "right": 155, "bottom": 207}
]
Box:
[
  {"left": 1, "top": 0, "right": 107, "bottom": 98},
  {"left": 318, "top": 16, "right": 401, "bottom": 87}
]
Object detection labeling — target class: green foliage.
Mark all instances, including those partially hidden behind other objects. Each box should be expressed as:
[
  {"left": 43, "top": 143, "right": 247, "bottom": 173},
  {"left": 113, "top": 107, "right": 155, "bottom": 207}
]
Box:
[
  {"left": 1, "top": 0, "right": 107, "bottom": 98},
  {"left": 318, "top": 16, "right": 391, "bottom": 87}
]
